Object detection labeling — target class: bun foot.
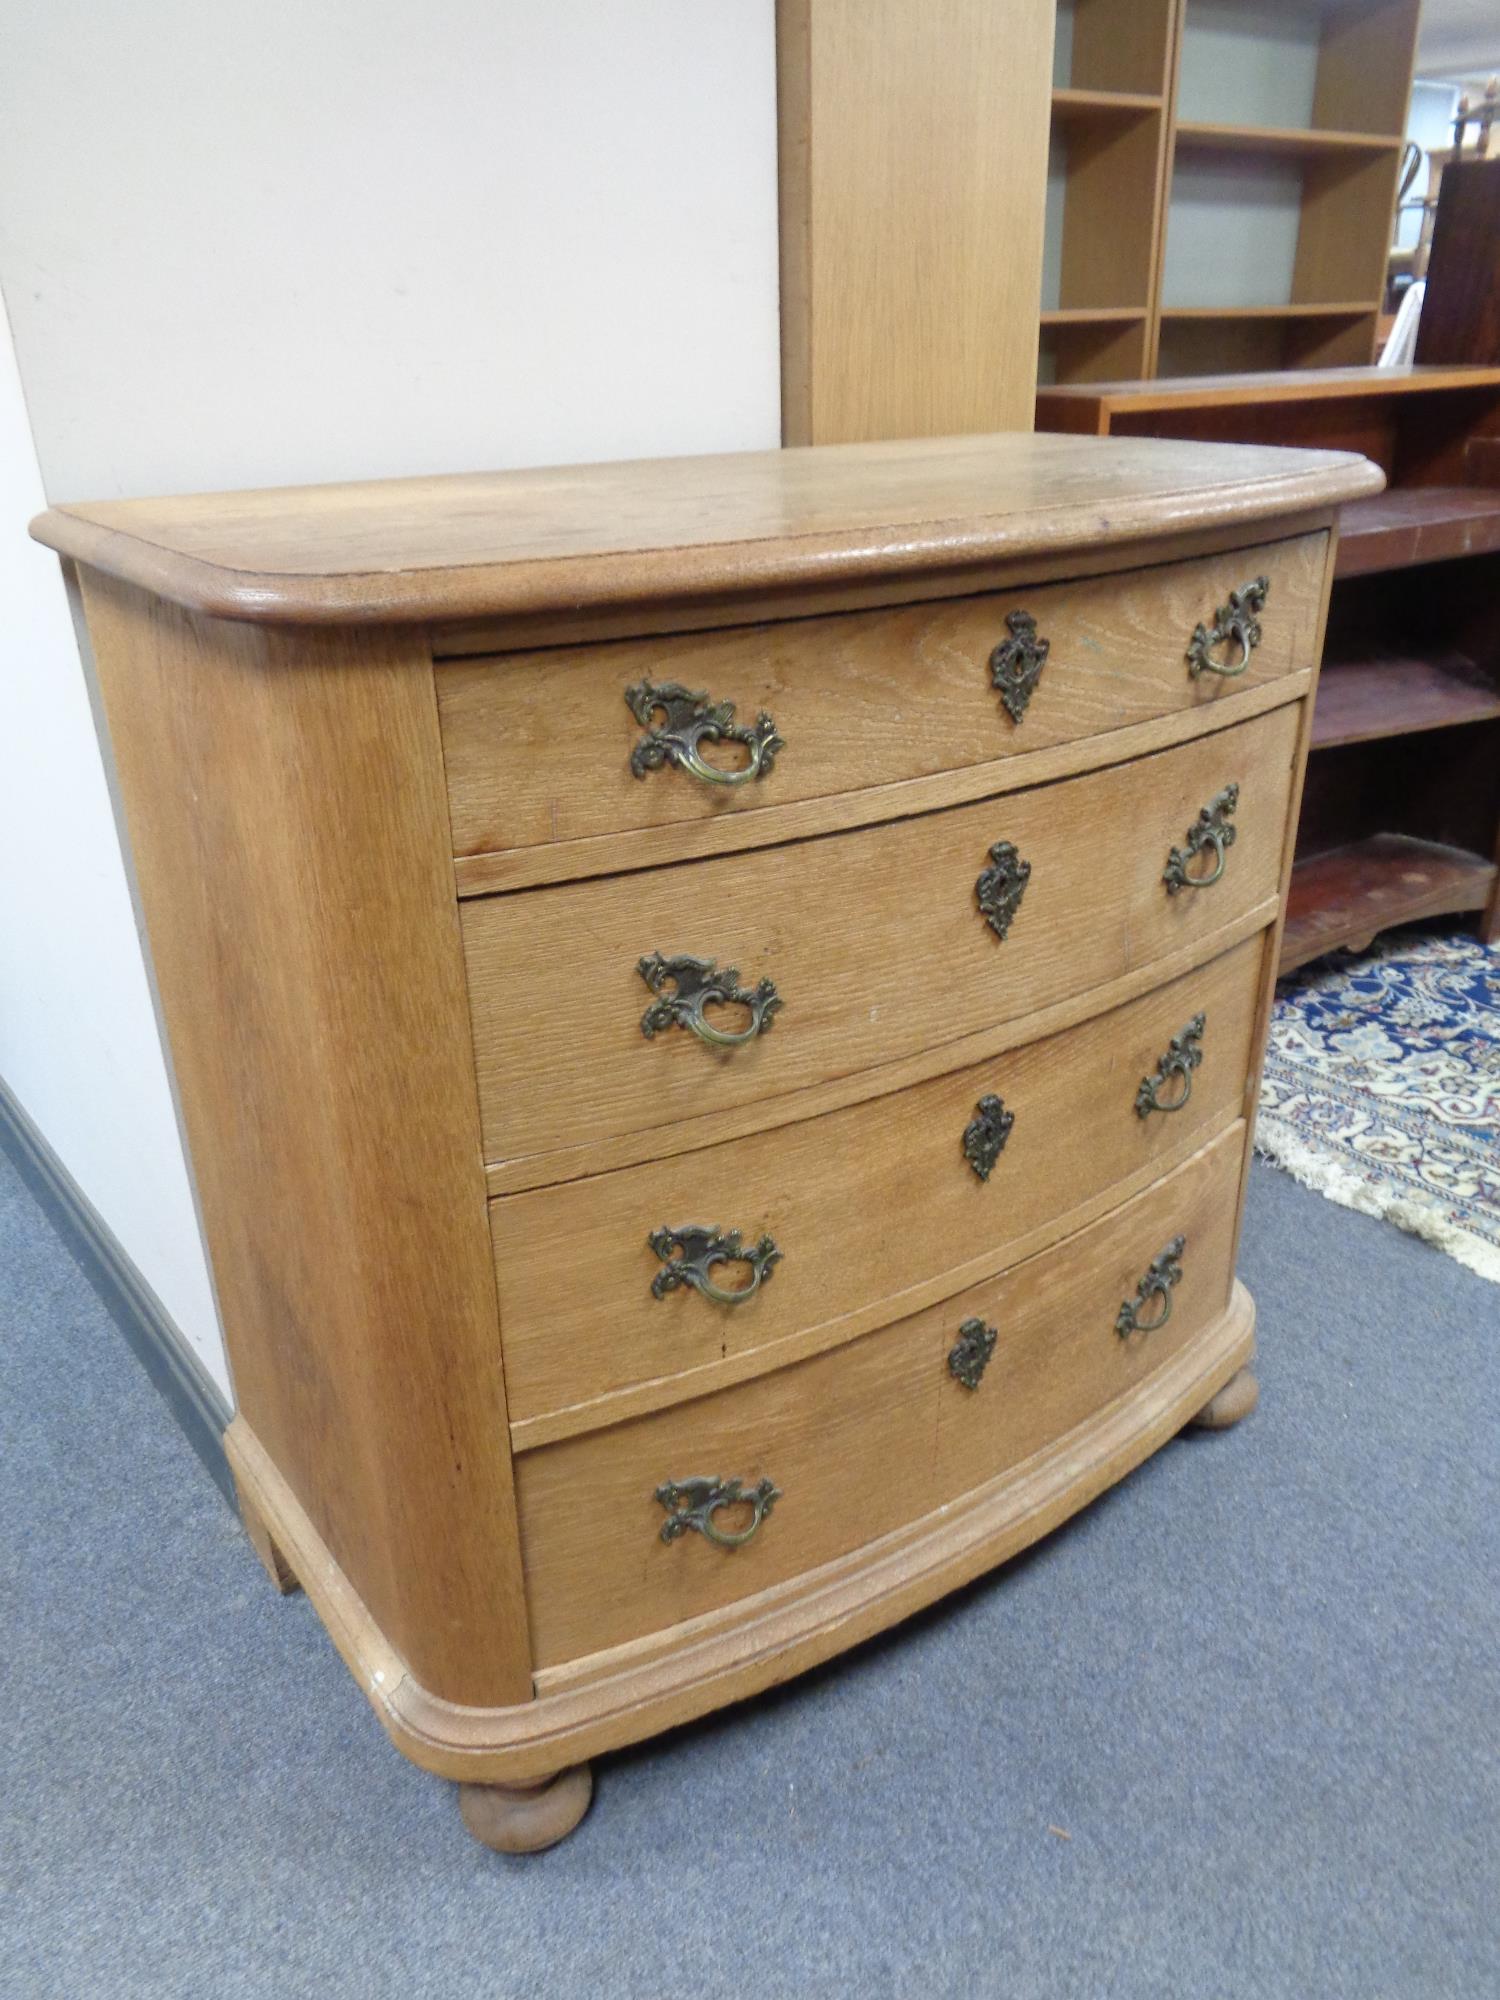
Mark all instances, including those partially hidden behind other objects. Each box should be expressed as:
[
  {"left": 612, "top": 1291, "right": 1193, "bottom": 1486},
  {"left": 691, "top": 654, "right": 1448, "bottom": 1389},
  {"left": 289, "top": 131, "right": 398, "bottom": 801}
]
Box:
[
  {"left": 458, "top": 1764, "right": 593, "bottom": 1854},
  {"left": 1189, "top": 1365, "right": 1259, "bottom": 1431}
]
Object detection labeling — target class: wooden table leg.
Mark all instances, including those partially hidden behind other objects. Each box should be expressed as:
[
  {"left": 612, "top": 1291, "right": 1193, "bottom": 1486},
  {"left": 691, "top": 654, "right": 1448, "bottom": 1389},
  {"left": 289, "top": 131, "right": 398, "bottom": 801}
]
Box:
[
  {"left": 1188, "top": 1365, "right": 1259, "bottom": 1431},
  {"left": 233, "top": 1469, "right": 300, "bottom": 1595},
  {"left": 457, "top": 1765, "right": 594, "bottom": 1854}
]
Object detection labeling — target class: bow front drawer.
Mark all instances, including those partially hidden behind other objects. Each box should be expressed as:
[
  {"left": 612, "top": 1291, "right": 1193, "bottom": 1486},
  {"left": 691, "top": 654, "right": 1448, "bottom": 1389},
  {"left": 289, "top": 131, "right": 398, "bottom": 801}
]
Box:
[
  {"left": 437, "top": 533, "right": 1323, "bottom": 887},
  {"left": 492, "top": 933, "right": 1264, "bottom": 1443},
  {"left": 513, "top": 1122, "right": 1244, "bottom": 1670},
  {"left": 464, "top": 703, "right": 1299, "bottom": 1177}
]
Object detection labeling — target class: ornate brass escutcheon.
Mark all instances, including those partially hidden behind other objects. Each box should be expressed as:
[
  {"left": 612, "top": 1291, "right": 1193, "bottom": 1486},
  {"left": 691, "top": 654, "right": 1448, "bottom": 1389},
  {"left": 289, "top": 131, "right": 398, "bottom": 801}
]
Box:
[
  {"left": 976, "top": 840, "right": 1032, "bottom": 940},
  {"left": 625, "top": 679, "right": 784, "bottom": 788},
  {"left": 1135, "top": 1012, "right": 1207, "bottom": 1118},
  {"left": 638, "top": 952, "right": 783, "bottom": 1048},
  {"left": 655, "top": 1475, "right": 781, "bottom": 1549},
  {"left": 962, "top": 1094, "right": 1015, "bottom": 1181},
  {"left": 1163, "top": 784, "right": 1239, "bottom": 893},
  {"left": 1115, "top": 1236, "right": 1186, "bottom": 1339},
  {"left": 1186, "top": 576, "right": 1270, "bottom": 680},
  {"left": 948, "top": 1317, "right": 998, "bottom": 1390},
  {"left": 648, "top": 1224, "right": 782, "bottom": 1306},
  {"left": 989, "top": 609, "right": 1051, "bottom": 723}
]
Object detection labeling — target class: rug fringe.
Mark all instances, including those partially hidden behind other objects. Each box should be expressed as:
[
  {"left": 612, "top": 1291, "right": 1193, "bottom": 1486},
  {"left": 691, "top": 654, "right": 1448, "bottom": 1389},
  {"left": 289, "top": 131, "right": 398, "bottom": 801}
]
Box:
[{"left": 1255, "top": 1116, "right": 1500, "bottom": 1286}]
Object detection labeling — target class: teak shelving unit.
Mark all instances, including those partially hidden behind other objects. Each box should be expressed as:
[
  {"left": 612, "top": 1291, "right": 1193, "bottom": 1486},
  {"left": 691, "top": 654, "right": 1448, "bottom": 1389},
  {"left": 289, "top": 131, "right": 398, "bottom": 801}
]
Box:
[
  {"left": 1042, "top": 0, "right": 1422, "bottom": 385},
  {"left": 1036, "top": 365, "right": 1500, "bottom": 968}
]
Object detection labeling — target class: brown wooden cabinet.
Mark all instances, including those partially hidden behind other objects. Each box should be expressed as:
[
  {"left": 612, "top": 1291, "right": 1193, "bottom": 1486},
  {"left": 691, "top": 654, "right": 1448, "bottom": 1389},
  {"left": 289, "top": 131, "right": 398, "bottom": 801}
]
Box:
[
  {"left": 1038, "top": 365, "right": 1500, "bottom": 966},
  {"left": 33, "top": 433, "right": 1375, "bottom": 1851}
]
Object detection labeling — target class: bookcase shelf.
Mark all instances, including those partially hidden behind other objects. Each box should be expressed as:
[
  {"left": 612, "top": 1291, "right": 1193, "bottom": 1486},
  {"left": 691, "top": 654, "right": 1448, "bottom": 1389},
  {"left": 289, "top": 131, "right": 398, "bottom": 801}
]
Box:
[
  {"left": 1051, "top": 87, "right": 1163, "bottom": 122},
  {"left": 1158, "top": 302, "right": 1372, "bottom": 319},
  {"left": 1174, "top": 120, "right": 1402, "bottom": 159},
  {"left": 1040, "top": 307, "right": 1149, "bottom": 326},
  {"left": 1311, "top": 652, "right": 1500, "bottom": 751},
  {"left": 1039, "top": 0, "right": 1421, "bottom": 381},
  {"left": 1282, "top": 837, "right": 1497, "bottom": 972}
]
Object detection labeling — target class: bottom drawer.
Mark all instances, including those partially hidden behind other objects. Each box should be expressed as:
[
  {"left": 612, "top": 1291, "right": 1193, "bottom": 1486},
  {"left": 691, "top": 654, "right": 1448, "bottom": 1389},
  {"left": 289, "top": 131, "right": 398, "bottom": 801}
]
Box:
[{"left": 515, "top": 1122, "right": 1246, "bottom": 1670}]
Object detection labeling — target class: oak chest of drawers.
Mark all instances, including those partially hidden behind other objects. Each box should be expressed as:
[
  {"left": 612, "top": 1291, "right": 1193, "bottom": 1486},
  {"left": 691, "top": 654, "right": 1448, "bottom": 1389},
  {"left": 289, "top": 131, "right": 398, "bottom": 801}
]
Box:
[{"left": 34, "top": 433, "right": 1381, "bottom": 1852}]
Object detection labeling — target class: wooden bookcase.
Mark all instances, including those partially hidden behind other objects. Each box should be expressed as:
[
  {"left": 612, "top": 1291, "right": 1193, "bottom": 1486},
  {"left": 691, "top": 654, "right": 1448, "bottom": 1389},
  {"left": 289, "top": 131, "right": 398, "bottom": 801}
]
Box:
[
  {"left": 1042, "top": 0, "right": 1422, "bottom": 385},
  {"left": 1042, "top": 0, "right": 1176, "bottom": 384},
  {"left": 1035, "top": 365, "right": 1500, "bottom": 967}
]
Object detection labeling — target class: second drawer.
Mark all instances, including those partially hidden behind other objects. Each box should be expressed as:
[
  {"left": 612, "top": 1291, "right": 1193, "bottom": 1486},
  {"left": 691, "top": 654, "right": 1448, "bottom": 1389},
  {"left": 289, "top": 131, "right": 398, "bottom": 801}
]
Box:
[
  {"left": 465, "top": 701, "right": 1299, "bottom": 1172},
  {"left": 492, "top": 931, "right": 1266, "bottom": 1440}
]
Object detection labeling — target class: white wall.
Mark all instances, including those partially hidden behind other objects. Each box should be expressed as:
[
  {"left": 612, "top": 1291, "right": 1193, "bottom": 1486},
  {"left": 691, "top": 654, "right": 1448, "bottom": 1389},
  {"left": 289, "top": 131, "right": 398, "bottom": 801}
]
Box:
[
  {"left": 0, "top": 304, "right": 232, "bottom": 1396},
  {"left": 1, "top": 1, "right": 779, "bottom": 499},
  {"left": 0, "top": 2, "right": 781, "bottom": 1401}
]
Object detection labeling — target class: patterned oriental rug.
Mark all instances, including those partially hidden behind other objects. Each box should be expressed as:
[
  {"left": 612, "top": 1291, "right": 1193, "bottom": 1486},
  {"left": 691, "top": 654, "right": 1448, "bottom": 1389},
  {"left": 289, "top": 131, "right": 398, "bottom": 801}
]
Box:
[{"left": 1256, "top": 930, "right": 1500, "bottom": 1285}]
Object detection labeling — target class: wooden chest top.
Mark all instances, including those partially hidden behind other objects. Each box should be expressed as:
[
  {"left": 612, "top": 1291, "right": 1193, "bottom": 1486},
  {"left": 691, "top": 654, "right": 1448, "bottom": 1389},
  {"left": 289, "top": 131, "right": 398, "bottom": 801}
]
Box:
[{"left": 32, "top": 431, "right": 1379, "bottom": 628}]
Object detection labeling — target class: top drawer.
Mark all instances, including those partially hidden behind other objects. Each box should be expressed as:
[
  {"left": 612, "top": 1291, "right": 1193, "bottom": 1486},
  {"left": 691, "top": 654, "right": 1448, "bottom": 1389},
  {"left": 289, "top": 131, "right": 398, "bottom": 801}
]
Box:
[{"left": 437, "top": 533, "right": 1326, "bottom": 882}]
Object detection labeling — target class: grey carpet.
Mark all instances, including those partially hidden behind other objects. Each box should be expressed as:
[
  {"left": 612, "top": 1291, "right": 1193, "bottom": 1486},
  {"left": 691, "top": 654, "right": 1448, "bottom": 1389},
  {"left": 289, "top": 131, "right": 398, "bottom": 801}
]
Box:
[{"left": 2, "top": 1143, "right": 1496, "bottom": 2000}]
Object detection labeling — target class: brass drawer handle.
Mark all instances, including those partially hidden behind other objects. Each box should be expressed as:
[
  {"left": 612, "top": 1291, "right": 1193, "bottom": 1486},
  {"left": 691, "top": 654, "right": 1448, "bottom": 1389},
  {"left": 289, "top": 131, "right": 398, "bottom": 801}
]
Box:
[
  {"left": 976, "top": 840, "right": 1032, "bottom": 940},
  {"left": 649, "top": 1224, "right": 782, "bottom": 1306},
  {"left": 1163, "top": 784, "right": 1238, "bottom": 893},
  {"left": 989, "top": 609, "right": 1050, "bottom": 722},
  {"left": 1115, "top": 1236, "right": 1186, "bottom": 1339},
  {"left": 638, "top": 952, "right": 783, "bottom": 1048},
  {"left": 1187, "top": 576, "right": 1269, "bottom": 680},
  {"left": 1135, "top": 1013, "right": 1207, "bottom": 1117},
  {"left": 948, "top": 1317, "right": 998, "bottom": 1390},
  {"left": 626, "top": 679, "right": 784, "bottom": 788},
  {"left": 656, "top": 1475, "right": 781, "bottom": 1549},
  {"left": 963, "top": 1094, "right": 1015, "bottom": 1181}
]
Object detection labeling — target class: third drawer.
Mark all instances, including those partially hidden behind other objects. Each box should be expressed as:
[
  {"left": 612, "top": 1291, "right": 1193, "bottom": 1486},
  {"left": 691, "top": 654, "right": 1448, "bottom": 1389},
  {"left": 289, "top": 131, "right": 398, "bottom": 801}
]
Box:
[{"left": 493, "top": 929, "right": 1266, "bottom": 1442}]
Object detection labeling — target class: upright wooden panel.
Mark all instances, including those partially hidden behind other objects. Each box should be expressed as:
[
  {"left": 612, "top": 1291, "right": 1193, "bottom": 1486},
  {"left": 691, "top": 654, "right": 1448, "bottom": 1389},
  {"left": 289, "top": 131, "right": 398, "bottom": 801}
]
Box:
[
  {"left": 1067, "top": 0, "right": 1175, "bottom": 96},
  {"left": 76, "top": 572, "right": 532, "bottom": 1708},
  {"left": 1311, "top": 0, "right": 1421, "bottom": 140},
  {"left": 1292, "top": 151, "right": 1407, "bottom": 310},
  {"left": 1415, "top": 159, "right": 1500, "bottom": 368},
  {"left": 1058, "top": 113, "right": 1167, "bottom": 314},
  {"left": 777, "top": 0, "right": 1054, "bottom": 444}
]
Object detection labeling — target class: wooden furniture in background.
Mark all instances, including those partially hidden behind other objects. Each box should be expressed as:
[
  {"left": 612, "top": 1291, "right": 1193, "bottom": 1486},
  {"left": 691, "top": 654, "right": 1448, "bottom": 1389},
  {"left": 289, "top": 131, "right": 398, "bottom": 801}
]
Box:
[
  {"left": 1041, "top": 0, "right": 1177, "bottom": 384},
  {"left": 776, "top": 0, "right": 1053, "bottom": 442},
  {"left": 1407, "top": 87, "right": 1500, "bottom": 285},
  {"left": 1415, "top": 157, "right": 1500, "bottom": 366},
  {"left": 1041, "top": 0, "right": 1421, "bottom": 384},
  {"left": 1038, "top": 364, "right": 1500, "bottom": 966},
  {"left": 34, "top": 433, "right": 1376, "bottom": 1850}
]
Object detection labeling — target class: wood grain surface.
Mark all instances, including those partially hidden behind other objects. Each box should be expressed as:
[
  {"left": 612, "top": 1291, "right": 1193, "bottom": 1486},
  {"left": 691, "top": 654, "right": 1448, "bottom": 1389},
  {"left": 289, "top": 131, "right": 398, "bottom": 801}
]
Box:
[
  {"left": 492, "top": 934, "right": 1264, "bottom": 1444},
  {"left": 1037, "top": 363, "right": 1500, "bottom": 432},
  {"left": 31, "top": 433, "right": 1379, "bottom": 626},
  {"left": 438, "top": 532, "right": 1325, "bottom": 863},
  {"left": 513, "top": 1124, "right": 1244, "bottom": 1668},
  {"left": 465, "top": 705, "right": 1298, "bottom": 1170},
  {"left": 481, "top": 899, "right": 1275, "bottom": 1196},
  {"left": 77, "top": 572, "right": 532, "bottom": 1706},
  {"left": 776, "top": 0, "right": 1051, "bottom": 444},
  {"left": 225, "top": 1275, "right": 1253, "bottom": 1780}
]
